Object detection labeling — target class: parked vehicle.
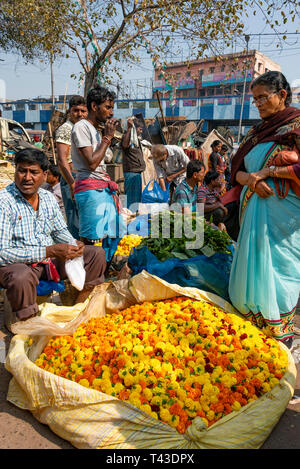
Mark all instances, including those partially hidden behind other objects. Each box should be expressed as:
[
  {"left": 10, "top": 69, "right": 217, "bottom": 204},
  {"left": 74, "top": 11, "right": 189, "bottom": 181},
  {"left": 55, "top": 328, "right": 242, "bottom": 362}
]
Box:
[{"left": 0, "top": 117, "right": 38, "bottom": 158}]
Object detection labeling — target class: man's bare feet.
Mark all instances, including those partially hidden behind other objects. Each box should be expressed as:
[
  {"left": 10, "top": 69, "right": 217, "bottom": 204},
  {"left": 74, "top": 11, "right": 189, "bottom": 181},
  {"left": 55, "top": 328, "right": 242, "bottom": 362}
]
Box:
[
  {"left": 75, "top": 287, "right": 94, "bottom": 304},
  {"left": 117, "top": 263, "right": 132, "bottom": 280}
]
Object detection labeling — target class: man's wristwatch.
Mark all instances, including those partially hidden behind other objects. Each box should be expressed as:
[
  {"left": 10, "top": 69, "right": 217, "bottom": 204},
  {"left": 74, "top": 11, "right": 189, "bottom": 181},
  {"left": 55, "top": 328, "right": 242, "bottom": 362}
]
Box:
[{"left": 269, "top": 165, "right": 276, "bottom": 178}]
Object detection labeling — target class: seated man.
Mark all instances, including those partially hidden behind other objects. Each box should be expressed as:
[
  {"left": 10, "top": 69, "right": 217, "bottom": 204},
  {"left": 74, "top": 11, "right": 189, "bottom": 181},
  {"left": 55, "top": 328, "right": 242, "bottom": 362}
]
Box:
[
  {"left": 0, "top": 148, "right": 107, "bottom": 326},
  {"left": 197, "top": 170, "right": 228, "bottom": 228},
  {"left": 172, "top": 160, "right": 205, "bottom": 214},
  {"left": 151, "top": 144, "right": 190, "bottom": 200}
]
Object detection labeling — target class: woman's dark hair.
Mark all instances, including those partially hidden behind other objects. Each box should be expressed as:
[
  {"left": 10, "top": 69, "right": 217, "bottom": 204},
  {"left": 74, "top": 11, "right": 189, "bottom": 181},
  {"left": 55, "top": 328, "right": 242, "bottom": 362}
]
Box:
[
  {"left": 204, "top": 170, "right": 220, "bottom": 185},
  {"left": 86, "top": 85, "right": 117, "bottom": 111},
  {"left": 48, "top": 164, "right": 61, "bottom": 180},
  {"left": 15, "top": 148, "right": 50, "bottom": 171},
  {"left": 221, "top": 144, "right": 228, "bottom": 151},
  {"left": 69, "top": 95, "right": 86, "bottom": 108},
  {"left": 250, "top": 71, "right": 292, "bottom": 107},
  {"left": 211, "top": 140, "right": 222, "bottom": 149},
  {"left": 186, "top": 160, "right": 204, "bottom": 178}
]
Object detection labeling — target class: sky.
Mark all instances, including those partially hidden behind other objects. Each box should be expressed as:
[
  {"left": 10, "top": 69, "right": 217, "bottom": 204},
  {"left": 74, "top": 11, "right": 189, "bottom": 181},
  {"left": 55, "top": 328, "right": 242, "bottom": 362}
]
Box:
[{"left": 0, "top": 5, "right": 300, "bottom": 101}]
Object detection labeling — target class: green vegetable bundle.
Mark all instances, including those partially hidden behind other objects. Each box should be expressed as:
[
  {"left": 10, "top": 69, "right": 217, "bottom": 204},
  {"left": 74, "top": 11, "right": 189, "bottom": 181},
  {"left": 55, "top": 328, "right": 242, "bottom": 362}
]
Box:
[{"left": 139, "top": 211, "right": 232, "bottom": 262}]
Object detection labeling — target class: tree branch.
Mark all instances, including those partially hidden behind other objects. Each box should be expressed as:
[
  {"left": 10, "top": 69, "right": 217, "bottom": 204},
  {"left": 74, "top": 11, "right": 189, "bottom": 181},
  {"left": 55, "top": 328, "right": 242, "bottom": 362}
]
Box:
[{"left": 62, "top": 39, "right": 88, "bottom": 73}]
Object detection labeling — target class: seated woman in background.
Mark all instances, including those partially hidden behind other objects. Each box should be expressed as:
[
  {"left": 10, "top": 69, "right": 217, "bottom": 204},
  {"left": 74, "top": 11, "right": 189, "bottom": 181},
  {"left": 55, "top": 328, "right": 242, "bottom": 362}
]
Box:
[
  {"left": 197, "top": 170, "right": 228, "bottom": 229},
  {"left": 208, "top": 140, "right": 227, "bottom": 195}
]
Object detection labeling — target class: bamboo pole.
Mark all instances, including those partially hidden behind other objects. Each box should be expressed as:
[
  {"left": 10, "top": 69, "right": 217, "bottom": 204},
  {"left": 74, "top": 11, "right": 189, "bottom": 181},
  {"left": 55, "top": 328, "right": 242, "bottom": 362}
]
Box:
[
  {"left": 48, "top": 121, "right": 56, "bottom": 164},
  {"left": 155, "top": 90, "right": 169, "bottom": 144}
]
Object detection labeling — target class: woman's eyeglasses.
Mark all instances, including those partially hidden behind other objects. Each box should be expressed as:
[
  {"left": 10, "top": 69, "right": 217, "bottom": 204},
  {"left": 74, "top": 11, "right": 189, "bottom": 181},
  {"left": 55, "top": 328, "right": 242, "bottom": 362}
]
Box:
[{"left": 252, "top": 92, "right": 277, "bottom": 106}]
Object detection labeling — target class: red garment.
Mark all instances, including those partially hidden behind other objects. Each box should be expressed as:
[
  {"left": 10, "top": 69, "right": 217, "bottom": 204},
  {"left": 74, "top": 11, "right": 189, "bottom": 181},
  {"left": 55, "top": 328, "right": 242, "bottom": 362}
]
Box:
[
  {"left": 231, "top": 106, "right": 300, "bottom": 185},
  {"left": 31, "top": 259, "right": 61, "bottom": 282},
  {"left": 74, "top": 178, "right": 118, "bottom": 194},
  {"left": 74, "top": 178, "right": 121, "bottom": 213}
]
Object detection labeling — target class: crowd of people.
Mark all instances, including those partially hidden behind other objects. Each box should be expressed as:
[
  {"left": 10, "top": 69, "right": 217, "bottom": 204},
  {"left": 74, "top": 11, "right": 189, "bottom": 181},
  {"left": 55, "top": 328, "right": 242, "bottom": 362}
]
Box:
[{"left": 0, "top": 71, "right": 299, "bottom": 349}]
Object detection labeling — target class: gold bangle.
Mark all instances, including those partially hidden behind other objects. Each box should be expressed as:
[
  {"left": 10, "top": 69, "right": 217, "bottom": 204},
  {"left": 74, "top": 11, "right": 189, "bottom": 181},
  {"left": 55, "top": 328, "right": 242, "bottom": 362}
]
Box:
[{"left": 248, "top": 174, "right": 257, "bottom": 191}]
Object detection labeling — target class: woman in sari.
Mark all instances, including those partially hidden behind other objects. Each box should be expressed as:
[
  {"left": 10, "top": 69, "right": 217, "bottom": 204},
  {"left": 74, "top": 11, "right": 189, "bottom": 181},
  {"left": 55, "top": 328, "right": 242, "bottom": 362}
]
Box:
[
  {"left": 229, "top": 71, "right": 300, "bottom": 348},
  {"left": 208, "top": 140, "right": 227, "bottom": 195}
]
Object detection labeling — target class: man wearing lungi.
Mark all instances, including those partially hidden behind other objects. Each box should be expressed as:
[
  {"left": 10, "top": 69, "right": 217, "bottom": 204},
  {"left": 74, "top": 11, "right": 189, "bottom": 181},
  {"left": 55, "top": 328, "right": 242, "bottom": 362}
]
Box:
[{"left": 71, "top": 85, "right": 126, "bottom": 262}]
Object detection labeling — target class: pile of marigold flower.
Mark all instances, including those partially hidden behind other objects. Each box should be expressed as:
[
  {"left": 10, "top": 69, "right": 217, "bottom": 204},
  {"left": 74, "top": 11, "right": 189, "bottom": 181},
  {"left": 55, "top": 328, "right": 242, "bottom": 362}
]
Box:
[
  {"left": 35, "top": 297, "right": 287, "bottom": 434},
  {"left": 95, "top": 234, "right": 143, "bottom": 256}
]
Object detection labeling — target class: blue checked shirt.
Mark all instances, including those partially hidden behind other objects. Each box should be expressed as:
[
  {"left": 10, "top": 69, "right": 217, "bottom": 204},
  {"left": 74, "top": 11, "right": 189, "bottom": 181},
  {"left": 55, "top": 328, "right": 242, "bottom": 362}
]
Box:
[
  {"left": 173, "top": 179, "right": 197, "bottom": 211},
  {"left": 0, "top": 183, "right": 74, "bottom": 266}
]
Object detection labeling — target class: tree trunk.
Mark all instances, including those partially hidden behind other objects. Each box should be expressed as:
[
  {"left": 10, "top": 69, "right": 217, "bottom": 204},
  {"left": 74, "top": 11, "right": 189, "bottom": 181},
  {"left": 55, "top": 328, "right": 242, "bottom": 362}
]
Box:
[{"left": 84, "top": 66, "right": 98, "bottom": 98}]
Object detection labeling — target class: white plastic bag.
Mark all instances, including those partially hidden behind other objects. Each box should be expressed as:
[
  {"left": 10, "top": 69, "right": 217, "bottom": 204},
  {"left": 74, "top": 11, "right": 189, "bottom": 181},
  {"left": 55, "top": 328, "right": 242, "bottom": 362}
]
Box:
[{"left": 65, "top": 240, "right": 86, "bottom": 291}]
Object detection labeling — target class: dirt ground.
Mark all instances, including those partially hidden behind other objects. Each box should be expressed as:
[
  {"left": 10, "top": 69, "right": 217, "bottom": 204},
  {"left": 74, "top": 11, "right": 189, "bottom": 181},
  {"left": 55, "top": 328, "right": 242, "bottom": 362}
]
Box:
[{"left": 0, "top": 290, "right": 299, "bottom": 450}]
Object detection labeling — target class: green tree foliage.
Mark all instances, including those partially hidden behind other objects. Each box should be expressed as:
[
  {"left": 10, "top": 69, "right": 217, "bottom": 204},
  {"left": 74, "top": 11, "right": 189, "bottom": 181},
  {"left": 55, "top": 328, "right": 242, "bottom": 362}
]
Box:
[{"left": 0, "top": 0, "right": 299, "bottom": 95}]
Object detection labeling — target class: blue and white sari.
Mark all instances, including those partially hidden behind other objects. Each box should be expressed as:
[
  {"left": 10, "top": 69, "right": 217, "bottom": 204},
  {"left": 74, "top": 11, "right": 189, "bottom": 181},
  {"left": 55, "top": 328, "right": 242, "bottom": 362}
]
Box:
[{"left": 229, "top": 141, "right": 300, "bottom": 340}]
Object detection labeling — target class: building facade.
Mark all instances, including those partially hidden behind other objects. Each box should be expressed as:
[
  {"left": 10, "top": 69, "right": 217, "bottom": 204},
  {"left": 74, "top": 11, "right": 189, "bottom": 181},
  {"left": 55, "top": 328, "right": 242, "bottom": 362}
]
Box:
[{"left": 153, "top": 50, "right": 281, "bottom": 100}]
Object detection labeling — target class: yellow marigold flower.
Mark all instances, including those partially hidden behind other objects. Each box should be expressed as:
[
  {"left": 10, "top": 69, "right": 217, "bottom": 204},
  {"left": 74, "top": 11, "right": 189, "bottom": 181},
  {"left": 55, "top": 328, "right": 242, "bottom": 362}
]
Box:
[
  {"left": 102, "top": 369, "right": 111, "bottom": 380},
  {"left": 206, "top": 410, "right": 215, "bottom": 421},
  {"left": 160, "top": 408, "right": 172, "bottom": 423},
  {"left": 262, "top": 382, "right": 271, "bottom": 393},
  {"left": 78, "top": 379, "right": 90, "bottom": 388},
  {"left": 232, "top": 401, "right": 242, "bottom": 412},
  {"left": 129, "top": 396, "right": 141, "bottom": 408},
  {"left": 143, "top": 388, "right": 153, "bottom": 401},
  {"left": 149, "top": 358, "right": 161, "bottom": 371},
  {"left": 270, "top": 377, "right": 280, "bottom": 388},
  {"left": 151, "top": 395, "right": 162, "bottom": 406},
  {"left": 92, "top": 378, "right": 102, "bottom": 388},
  {"left": 129, "top": 391, "right": 141, "bottom": 401},
  {"left": 124, "top": 374, "right": 135, "bottom": 387},
  {"left": 176, "top": 389, "right": 187, "bottom": 401},
  {"left": 141, "top": 404, "right": 152, "bottom": 414},
  {"left": 184, "top": 398, "right": 196, "bottom": 409},
  {"left": 169, "top": 415, "right": 180, "bottom": 428}
]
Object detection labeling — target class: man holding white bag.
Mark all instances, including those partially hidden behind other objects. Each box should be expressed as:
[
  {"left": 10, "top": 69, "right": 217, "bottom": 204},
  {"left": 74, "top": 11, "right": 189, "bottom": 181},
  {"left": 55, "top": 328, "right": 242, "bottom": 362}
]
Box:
[{"left": 0, "top": 148, "right": 107, "bottom": 327}]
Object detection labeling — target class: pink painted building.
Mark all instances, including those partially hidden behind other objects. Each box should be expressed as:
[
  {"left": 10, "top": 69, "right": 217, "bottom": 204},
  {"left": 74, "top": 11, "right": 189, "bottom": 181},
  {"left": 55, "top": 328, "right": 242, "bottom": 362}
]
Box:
[{"left": 153, "top": 50, "right": 281, "bottom": 99}]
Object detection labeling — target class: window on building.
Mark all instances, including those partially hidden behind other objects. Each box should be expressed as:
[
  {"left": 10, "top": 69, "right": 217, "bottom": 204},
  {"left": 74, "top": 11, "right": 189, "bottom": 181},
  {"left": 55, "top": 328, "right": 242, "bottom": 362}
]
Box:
[
  {"left": 117, "top": 101, "right": 129, "bottom": 109},
  {"left": 28, "top": 103, "right": 38, "bottom": 111},
  {"left": 199, "top": 69, "right": 204, "bottom": 78},
  {"left": 182, "top": 90, "right": 188, "bottom": 97},
  {"left": 149, "top": 100, "right": 159, "bottom": 108},
  {"left": 258, "top": 62, "right": 263, "bottom": 72},
  {"left": 198, "top": 88, "right": 206, "bottom": 96},
  {"left": 209, "top": 67, "right": 215, "bottom": 74},
  {"left": 15, "top": 102, "right": 25, "bottom": 111},
  {"left": 220, "top": 65, "right": 225, "bottom": 72},
  {"left": 207, "top": 87, "right": 214, "bottom": 96},
  {"left": 215, "top": 87, "right": 223, "bottom": 95},
  {"left": 41, "top": 103, "right": 52, "bottom": 110},
  {"left": 186, "top": 71, "right": 191, "bottom": 77}
]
